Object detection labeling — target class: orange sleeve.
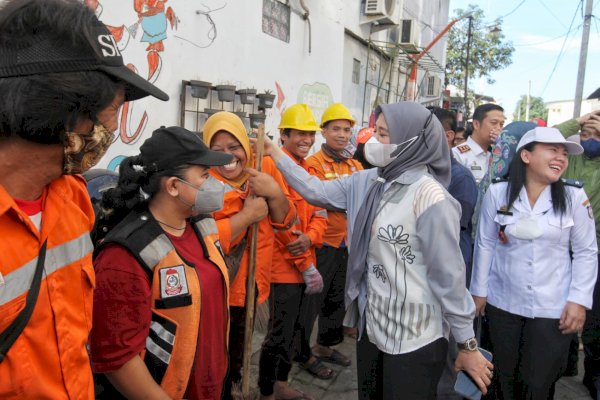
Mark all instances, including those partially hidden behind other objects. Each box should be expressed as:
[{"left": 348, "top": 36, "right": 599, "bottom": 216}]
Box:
[
  {"left": 305, "top": 206, "right": 328, "bottom": 248},
  {"left": 264, "top": 157, "right": 314, "bottom": 272},
  {"left": 212, "top": 191, "right": 245, "bottom": 253},
  {"left": 263, "top": 157, "right": 297, "bottom": 232}
]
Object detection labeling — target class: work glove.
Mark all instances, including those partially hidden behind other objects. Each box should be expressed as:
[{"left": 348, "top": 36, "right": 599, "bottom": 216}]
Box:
[{"left": 302, "top": 265, "right": 323, "bottom": 295}]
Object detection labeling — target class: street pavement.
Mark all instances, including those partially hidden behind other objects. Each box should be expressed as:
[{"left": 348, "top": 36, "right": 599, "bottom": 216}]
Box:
[{"left": 246, "top": 325, "right": 592, "bottom": 399}]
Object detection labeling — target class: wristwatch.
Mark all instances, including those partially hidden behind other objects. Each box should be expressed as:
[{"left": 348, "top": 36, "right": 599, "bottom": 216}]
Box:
[{"left": 457, "top": 337, "right": 478, "bottom": 351}]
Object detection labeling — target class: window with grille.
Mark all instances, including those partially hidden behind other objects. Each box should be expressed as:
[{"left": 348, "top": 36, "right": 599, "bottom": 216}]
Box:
[{"left": 262, "top": 0, "right": 290, "bottom": 43}]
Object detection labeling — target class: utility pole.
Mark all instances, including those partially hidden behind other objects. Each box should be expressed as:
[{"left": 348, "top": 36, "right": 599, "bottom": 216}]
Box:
[
  {"left": 574, "top": 0, "right": 593, "bottom": 118},
  {"left": 525, "top": 80, "right": 531, "bottom": 121},
  {"left": 464, "top": 16, "right": 473, "bottom": 121}
]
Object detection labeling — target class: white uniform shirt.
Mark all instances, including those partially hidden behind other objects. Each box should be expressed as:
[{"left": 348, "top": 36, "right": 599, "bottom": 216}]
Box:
[
  {"left": 452, "top": 137, "right": 490, "bottom": 183},
  {"left": 471, "top": 181, "right": 598, "bottom": 318}
]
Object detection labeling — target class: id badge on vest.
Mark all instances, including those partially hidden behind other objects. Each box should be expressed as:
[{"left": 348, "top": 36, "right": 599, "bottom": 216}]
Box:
[{"left": 159, "top": 265, "right": 190, "bottom": 298}]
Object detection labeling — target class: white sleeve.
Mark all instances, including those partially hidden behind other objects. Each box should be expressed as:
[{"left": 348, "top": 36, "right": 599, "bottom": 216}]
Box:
[
  {"left": 567, "top": 188, "right": 599, "bottom": 308},
  {"left": 470, "top": 186, "right": 500, "bottom": 297},
  {"left": 276, "top": 155, "right": 351, "bottom": 211}
]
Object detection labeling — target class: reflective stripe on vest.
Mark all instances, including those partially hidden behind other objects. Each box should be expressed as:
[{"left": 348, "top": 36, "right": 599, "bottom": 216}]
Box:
[
  {"left": 139, "top": 234, "right": 172, "bottom": 272},
  {"left": 194, "top": 218, "right": 218, "bottom": 237},
  {"left": 150, "top": 321, "right": 175, "bottom": 345},
  {"left": 315, "top": 209, "right": 328, "bottom": 218},
  {"left": 0, "top": 233, "right": 92, "bottom": 305}
]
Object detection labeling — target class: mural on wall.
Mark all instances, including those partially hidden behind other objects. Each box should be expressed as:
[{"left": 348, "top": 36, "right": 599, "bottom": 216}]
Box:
[
  {"left": 296, "top": 82, "right": 334, "bottom": 124},
  {"left": 85, "top": 0, "right": 226, "bottom": 170},
  {"left": 295, "top": 82, "right": 334, "bottom": 154}
]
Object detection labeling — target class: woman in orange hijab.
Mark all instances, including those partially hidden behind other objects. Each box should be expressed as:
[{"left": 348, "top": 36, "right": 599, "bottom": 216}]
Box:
[{"left": 203, "top": 112, "right": 297, "bottom": 399}]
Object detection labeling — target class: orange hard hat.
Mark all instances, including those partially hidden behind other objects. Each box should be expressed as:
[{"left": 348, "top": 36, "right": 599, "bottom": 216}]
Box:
[{"left": 357, "top": 127, "right": 374, "bottom": 144}]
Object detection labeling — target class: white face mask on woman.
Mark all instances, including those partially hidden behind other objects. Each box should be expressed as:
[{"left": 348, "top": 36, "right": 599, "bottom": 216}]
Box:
[{"left": 363, "top": 135, "right": 419, "bottom": 167}]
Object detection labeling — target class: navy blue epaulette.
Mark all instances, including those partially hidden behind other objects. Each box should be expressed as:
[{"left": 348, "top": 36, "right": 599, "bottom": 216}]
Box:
[
  {"left": 492, "top": 177, "right": 508, "bottom": 184},
  {"left": 561, "top": 178, "right": 584, "bottom": 188}
]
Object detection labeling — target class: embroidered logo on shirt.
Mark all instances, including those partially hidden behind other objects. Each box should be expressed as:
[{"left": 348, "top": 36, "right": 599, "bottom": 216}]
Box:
[
  {"left": 584, "top": 199, "right": 594, "bottom": 219},
  {"left": 457, "top": 144, "right": 471, "bottom": 153},
  {"left": 159, "top": 265, "right": 189, "bottom": 298}
]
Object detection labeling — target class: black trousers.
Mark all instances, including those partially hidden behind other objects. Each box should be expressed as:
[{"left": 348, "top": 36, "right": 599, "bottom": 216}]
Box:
[
  {"left": 486, "top": 304, "right": 573, "bottom": 400},
  {"left": 258, "top": 283, "right": 305, "bottom": 396},
  {"left": 582, "top": 254, "right": 600, "bottom": 399},
  {"left": 357, "top": 331, "right": 447, "bottom": 400},
  {"left": 583, "top": 312, "right": 600, "bottom": 399},
  {"left": 295, "top": 246, "right": 347, "bottom": 363},
  {"left": 222, "top": 306, "right": 249, "bottom": 400}
]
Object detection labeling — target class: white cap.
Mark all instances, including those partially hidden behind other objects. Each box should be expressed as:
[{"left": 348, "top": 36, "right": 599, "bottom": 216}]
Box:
[{"left": 516, "top": 127, "right": 583, "bottom": 155}]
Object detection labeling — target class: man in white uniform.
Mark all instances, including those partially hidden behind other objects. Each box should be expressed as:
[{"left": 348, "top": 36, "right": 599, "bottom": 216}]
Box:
[{"left": 453, "top": 104, "right": 505, "bottom": 183}]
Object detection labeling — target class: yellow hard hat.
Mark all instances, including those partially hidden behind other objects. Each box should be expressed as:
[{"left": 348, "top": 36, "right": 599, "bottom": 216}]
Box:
[
  {"left": 278, "top": 104, "right": 319, "bottom": 131},
  {"left": 320, "top": 102, "right": 355, "bottom": 128}
]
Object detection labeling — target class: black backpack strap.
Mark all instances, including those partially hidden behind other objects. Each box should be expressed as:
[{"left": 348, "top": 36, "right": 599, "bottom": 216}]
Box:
[{"left": 0, "top": 239, "right": 48, "bottom": 363}]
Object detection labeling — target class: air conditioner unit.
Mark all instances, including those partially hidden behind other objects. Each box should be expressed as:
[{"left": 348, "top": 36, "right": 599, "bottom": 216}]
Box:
[
  {"left": 424, "top": 76, "right": 441, "bottom": 97},
  {"left": 364, "top": 0, "right": 396, "bottom": 18},
  {"left": 399, "top": 19, "right": 420, "bottom": 54}
]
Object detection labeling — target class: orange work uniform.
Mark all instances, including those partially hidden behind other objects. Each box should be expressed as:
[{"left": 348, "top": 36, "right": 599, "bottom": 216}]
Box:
[
  {"left": 306, "top": 150, "right": 363, "bottom": 247},
  {"left": 0, "top": 176, "right": 96, "bottom": 399},
  {"left": 270, "top": 148, "right": 328, "bottom": 283},
  {"left": 211, "top": 156, "right": 296, "bottom": 306}
]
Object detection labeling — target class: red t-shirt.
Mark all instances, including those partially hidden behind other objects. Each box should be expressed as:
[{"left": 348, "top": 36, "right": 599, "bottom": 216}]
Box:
[{"left": 90, "top": 223, "right": 227, "bottom": 399}]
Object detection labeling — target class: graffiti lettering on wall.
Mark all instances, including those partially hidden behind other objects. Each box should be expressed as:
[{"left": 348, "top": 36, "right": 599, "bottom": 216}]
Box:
[{"left": 296, "top": 83, "right": 333, "bottom": 123}]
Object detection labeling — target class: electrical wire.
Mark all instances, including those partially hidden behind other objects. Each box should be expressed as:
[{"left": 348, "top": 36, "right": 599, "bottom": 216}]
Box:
[
  {"left": 536, "top": 0, "right": 568, "bottom": 29},
  {"left": 540, "top": 1, "right": 582, "bottom": 96},
  {"left": 497, "top": 0, "right": 527, "bottom": 20},
  {"left": 513, "top": 30, "right": 573, "bottom": 47}
]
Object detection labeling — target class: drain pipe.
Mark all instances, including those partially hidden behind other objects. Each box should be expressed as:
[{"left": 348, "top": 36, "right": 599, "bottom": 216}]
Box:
[{"left": 298, "top": 0, "right": 311, "bottom": 54}]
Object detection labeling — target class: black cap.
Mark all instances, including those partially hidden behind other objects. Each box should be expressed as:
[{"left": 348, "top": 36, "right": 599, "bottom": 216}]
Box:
[
  {"left": 0, "top": 20, "right": 169, "bottom": 102},
  {"left": 140, "top": 126, "right": 234, "bottom": 171}
]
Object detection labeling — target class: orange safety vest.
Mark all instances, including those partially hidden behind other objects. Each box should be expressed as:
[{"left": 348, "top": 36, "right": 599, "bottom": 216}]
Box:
[
  {"left": 0, "top": 175, "right": 96, "bottom": 399},
  {"left": 306, "top": 150, "right": 363, "bottom": 247},
  {"left": 97, "top": 210, "right": 230, "bottom": 399}
]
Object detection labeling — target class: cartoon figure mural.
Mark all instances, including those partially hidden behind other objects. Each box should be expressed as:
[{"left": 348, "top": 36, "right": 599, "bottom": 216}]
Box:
[
  {"left": 84, "top": 0, "right": 179, "bottom": 170},
  {"left": 134, "top": 0, "right": 178, "bottom": 83}
]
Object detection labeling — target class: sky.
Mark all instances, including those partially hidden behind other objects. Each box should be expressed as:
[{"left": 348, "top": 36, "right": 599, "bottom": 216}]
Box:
[{"left": 448, "top": 0, "right": 600, "bottom": 119}]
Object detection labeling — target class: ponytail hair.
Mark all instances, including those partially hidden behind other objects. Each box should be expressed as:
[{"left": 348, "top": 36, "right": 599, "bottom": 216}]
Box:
[{"left": 92, "top": 155, "right": 190, "bottom": 245}]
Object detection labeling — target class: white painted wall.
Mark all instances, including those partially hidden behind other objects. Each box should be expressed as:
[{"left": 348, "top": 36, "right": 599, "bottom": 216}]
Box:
[{"left": 1, "top": 0, "right": 449, "bottom": 168}]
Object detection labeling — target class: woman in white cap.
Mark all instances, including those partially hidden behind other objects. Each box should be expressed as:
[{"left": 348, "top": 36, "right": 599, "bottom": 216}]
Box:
[{"left": 471, "top": 127, "right": 598, "bottom": 399}]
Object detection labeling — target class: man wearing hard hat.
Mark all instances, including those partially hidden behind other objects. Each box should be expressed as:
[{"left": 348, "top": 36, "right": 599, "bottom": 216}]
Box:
[
  {"left": 296, "top": 103, "right": 363, "bottom": 370},
  {"left": 258, "top": 104, "right": 327, "bottom": 400}
]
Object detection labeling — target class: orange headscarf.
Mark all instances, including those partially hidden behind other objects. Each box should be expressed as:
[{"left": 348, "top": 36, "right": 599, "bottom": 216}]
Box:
[{"left": 203, "top": 111, "right": 255, "bottom": 189}]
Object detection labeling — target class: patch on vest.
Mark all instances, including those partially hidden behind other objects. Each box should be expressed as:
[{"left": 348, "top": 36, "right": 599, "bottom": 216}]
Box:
[
  {"left": 456, "top": 144, "right": 471, "bottom": 153},
  {"left": 159, "top": 265, "right": 189, "bottom": 298}
]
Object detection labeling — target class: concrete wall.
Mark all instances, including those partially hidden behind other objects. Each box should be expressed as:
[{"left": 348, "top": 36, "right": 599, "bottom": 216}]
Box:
[{"left": 0, "top": 0, "right": 449, "bottom": 168}]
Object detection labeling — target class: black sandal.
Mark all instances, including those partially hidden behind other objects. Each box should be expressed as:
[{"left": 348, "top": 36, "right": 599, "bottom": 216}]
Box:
[{"left": 300, "top": 358, "right": 334, "bottom": 380}]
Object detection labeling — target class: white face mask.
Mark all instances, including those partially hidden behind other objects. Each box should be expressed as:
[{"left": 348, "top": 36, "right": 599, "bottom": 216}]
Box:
[
  {"left": 507, "top": 214, "right": 544, "bottom": 240},
  {"left": 363, "top": 135, "right": 419, "bottom": 167}
]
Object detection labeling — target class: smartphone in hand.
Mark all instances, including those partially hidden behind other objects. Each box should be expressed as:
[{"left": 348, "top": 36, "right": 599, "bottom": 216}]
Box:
[{"left": 454, "top": 348, "right": 493, "bottom": 400}]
